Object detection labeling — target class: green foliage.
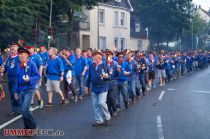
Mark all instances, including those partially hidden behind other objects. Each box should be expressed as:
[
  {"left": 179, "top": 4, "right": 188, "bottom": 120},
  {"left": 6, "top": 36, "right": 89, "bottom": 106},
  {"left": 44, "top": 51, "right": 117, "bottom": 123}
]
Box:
[
  {"left": 131, "top": 0, "right": 193, "bottom": 48},
  {"left": 0, "top": 0, "right": 100, "bottom": 48}
]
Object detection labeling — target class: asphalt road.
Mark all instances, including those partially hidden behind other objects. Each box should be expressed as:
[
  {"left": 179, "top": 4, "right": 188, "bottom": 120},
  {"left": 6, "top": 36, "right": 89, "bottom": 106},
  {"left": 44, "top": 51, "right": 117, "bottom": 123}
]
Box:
[{"left": 1, "top": 68, "right": 210, "bottom": 139}]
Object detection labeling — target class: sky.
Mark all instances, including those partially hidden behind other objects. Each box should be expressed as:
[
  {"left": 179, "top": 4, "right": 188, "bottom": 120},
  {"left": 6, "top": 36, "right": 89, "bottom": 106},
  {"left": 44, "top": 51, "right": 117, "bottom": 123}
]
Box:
[{"left": 193, "top": 0, "right": 210, "bottom": 11}]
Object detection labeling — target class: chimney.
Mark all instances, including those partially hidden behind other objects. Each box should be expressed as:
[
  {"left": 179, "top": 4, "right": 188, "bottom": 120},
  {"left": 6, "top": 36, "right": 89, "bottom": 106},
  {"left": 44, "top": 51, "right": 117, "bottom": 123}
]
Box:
[{"left": 199, "top": 5, "right": 201, "bottom": 9}]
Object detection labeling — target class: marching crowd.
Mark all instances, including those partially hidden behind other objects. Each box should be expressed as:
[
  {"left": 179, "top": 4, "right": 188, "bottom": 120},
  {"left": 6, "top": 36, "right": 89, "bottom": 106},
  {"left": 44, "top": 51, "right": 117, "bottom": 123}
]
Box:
[{"left": 0, "top": 42, "right": 209, "bottom": 129}]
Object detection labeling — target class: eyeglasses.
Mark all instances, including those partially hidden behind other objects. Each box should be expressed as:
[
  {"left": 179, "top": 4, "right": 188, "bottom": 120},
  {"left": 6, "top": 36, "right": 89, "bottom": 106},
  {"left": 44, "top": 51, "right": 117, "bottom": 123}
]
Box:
[{"left": 118, "top": 56, "right": 123, "bottom": 58}]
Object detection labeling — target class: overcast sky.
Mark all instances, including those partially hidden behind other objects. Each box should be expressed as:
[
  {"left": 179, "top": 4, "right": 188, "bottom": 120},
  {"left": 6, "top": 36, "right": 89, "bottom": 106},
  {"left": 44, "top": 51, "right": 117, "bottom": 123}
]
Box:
[{"left": 193, "top": 0, "right": 210, "bottom": 11}]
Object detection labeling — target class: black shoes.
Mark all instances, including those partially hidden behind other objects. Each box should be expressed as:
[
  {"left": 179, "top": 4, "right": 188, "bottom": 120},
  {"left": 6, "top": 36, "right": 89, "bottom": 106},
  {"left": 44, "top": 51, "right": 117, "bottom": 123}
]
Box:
[{"left": 92, "top": 120, "right": 111, "bottom": 127}]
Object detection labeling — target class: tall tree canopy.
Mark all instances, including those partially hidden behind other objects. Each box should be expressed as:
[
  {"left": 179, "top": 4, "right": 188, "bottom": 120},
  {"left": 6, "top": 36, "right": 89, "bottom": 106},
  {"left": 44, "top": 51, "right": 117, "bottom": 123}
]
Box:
[{"left": 131, "top": 0, "right": 193, "bottom": 49}]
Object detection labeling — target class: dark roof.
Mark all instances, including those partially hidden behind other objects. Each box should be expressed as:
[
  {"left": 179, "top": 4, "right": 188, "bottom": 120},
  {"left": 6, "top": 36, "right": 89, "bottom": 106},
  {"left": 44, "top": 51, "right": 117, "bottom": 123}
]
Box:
[
  {"left": 100, "top": 0, "right": 133, "bottom": 11},
  {"left": 130, "top": 17, "right": 147, "bottom": 39},
  {"left": 200, "top": 8, "right": 210, "bottom": 17}
]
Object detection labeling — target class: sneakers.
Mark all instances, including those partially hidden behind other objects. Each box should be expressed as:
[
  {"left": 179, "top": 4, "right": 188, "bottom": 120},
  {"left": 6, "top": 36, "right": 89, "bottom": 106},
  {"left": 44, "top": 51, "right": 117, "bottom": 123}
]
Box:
[
  {"left": 92, "top": 122, "right": 104, "bottom": 127},
  {"left": 29, "top": 104, "right": 34, "bottom": 111},
  {"left": 65, "top": 99, "right": 70, "bottom": 104},
  {"left": 45, "top": 102, "right": 53, "bottom": 107},
  {"left": 125, "top": 102, "right": 129, "bottom": 109},
  {"left": 61, "top": 99, "right": 66, "bottom": 106},
  {"left": 112, "top": 110, "right": 118, "bottom": 117},
  {"left": 74, "top": 96, "right": 78, "bottom": 103},
  {"left": 79, "top": 96, "right": 83, "bottom": 101},
  {"left": 38, "top": 100, "right": 44, "bottom": 109}
]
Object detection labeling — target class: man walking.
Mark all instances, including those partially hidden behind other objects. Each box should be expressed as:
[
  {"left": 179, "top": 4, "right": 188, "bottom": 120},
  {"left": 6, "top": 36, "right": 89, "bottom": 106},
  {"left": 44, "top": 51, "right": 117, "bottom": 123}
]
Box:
[{"left": 86, "top": 50, "right": 111, "bottom": 126}]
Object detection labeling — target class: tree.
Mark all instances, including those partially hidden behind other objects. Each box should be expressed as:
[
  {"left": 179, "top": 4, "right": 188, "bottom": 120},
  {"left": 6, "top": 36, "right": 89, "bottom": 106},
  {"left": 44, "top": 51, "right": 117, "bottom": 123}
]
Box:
[
  {"left": 0, "top": 0, "right": 34, "bottom": 48},
  {"left": 131, "top": 0, "right": 193, "bottom": 50},
  {"left": 51, "top": 0, "right": 100, "bottom": 48},
  {"left": 0, "top": 0, "right": 50, "bottom": 48}
]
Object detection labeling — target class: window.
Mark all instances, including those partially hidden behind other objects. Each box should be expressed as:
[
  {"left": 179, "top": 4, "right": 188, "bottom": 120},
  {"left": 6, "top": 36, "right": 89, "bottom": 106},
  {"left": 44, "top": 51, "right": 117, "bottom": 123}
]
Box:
[
  {"left": 137, "top": 40, "right": 142, "bottom": 50},
  {"left": 114, "top": 38, "right": 118, "bottom": 48},
  {"left": 99, "top": 9, "right": 105, "bottom": 24},
  {"left": 99, "top": 37, "right": 106, "bottom": 50},
  {"left": 135, "top": 23, "right": 140, "bottom": 32},
  {"left": 120, "top": 12, "right": 125, "bottom": 27},
  {"left": 121, "top": 38, "right": 125, "bottom": 50},
  {"left": 114, "top": 11, "right": 118, "bottom": 26}
]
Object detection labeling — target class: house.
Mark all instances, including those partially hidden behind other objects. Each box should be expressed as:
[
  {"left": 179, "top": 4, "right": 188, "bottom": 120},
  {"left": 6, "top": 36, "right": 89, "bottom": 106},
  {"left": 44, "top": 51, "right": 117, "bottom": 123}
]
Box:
[
  {"left": 130, "top": 17, "right": 149, "bottom": 51},
  {"left": 78, "top": 0, "right": 134, "bottom": 50},
  {"left": 197, "top": 6, "right": 210, "bottom": 23},
  {"left": 59, "top": 0, "right": 149, "bottom": 51},
  {"left": 196, "top": 6, "right": 210, "bottom": 47}
]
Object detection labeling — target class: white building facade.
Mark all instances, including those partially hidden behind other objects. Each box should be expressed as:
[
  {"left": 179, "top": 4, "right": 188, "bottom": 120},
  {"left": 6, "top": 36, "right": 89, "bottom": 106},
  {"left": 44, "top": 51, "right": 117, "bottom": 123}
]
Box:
[{"left": 79, "top": 0, "right": 135, "bottom": 50}]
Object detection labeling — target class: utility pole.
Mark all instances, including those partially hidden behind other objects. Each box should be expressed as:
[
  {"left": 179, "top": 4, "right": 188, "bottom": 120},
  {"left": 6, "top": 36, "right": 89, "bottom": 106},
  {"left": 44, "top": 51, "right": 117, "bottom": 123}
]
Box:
[
  {"left": 191, "top": 19, "right": 194, "bottom": 51},
  {"left": 48, "top": 0, "right": 53, "bottom": 49}
]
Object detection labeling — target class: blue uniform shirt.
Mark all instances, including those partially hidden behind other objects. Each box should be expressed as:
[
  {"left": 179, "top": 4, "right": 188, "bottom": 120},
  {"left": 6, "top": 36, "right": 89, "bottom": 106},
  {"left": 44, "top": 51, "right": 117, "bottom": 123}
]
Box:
[
  {"left": 30, "top": 53, "right": 43, "bottom": 70},
  {"left": 38, "top": 51, "right": 49, "bottom": 66},
  {"left": 117, "top": 61, "right": 132, "bottom": 81},
  {"left": 5, "top": 55, "right": 20, "bottom": 80},
  {"left": 46, "top": 56, "right": 64, "bottom": 80},
  {"left": 85, "top": 57, "right": 93, "bottom": 78},
  {"left": 17, "top": 60, "right": 41, "bottom": 93},
  {"left": 62, "top": 55, "right": 76, "bottom": 78},
  {"left": 128, "top": 59, "right": 137, "bottom": 81},
  {"left": 74, "top": 56, "right": 88, "bottom": 76},
  {"left": 107, "top": 60, "right": 119, "bottom": 81},
  {"left": 87, "top": 62, "right": 109, "bottom": 94}
]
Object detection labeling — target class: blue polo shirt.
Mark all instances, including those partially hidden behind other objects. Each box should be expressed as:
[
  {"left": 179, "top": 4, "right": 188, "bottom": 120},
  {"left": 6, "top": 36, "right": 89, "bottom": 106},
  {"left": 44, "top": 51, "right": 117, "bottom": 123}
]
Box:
[
  {"left": 29, "top": 53, "right": 43, "bottom": 70},
  {"left": 17, "top": 60, "right": 41, "bottom": 93},
  {"left": 107, "top": 60, "right": 119, "bottom": 81},
  {"left": 87, "top": 62, "right": 108, "bottom": 94},
  {"left": 117, "top": 61, "right": 132, "bottom": 82},
  {"left": 128, "top": 59, "right": 137, "bottom": 81},
  {"left": 62, "top": 54, "right": 76, "bottom": 78},
  {"left": 85, "top": 57, "right": 93, "bottom": 78},
  {"left": 46, "top": 56, "right": 64, "bottom": 80},
  {"left": 5, "top": 55, "right": 20, "bottom": 81},
  {"left": 38, "top": 51, "right": 49, "bottom": 66},
  {"left": 74, "top": 56, "right": 88, "bottom": 76}
]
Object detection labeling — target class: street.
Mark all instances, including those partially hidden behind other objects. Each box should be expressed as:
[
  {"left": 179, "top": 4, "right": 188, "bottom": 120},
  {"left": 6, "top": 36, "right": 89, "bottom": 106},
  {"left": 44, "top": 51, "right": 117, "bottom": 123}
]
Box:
[{"left": 1, "top": 68, "right": 210, "bottom": 139}]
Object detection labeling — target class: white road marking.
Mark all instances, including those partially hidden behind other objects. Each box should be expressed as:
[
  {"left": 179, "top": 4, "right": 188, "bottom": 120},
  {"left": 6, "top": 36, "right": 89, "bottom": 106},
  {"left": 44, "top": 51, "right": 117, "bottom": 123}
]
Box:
[
  {"left": 0, "top": 106, "right": 39, "bottom": 130},
  {"left": 158, "top": 91, "right": 165, "bottom": 101},
  {"left": 192, "top": 90, "right": 210, "bottom": 94},
  {"left": 168, "top": 88, "right": 176, "bottom": 91},
  {"left": 157, "top": 115, "right": 164, "bottom": 139}
]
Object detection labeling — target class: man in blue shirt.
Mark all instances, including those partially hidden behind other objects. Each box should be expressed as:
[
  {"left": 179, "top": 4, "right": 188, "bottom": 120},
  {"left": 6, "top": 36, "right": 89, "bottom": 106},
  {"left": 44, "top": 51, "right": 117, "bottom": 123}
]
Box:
[
  {"left": 38, "top": 45, "right": 49, "bottom": 84},
  {"left": 61, "top": 48, "right": 77, "bottom": 103},
  {"left": 116, "top": 52, "right": 131, "bottom": 109},
  {"left": 16, "top": 47, "right": 40, "bottom": 129},
  {"left": 86, "top": 50, "right": 111, "bottom": 126},
  {"left": 74, "top": 48, "right": 88, "bottom": 100},
  {"left": 3, "top": 43, "right": 20, "bottom": 116},
  {"left": 27, "top": 45, "right": 44, "bottom": 109},
  {"left": 127, "top": 51, "right": 138, "bottom": 104},
  {"left": 105, "top": 51, "right": 119, "bottom": 117},
  {"left": 45, "top": 47, "right": 65, "bottom": 106}
]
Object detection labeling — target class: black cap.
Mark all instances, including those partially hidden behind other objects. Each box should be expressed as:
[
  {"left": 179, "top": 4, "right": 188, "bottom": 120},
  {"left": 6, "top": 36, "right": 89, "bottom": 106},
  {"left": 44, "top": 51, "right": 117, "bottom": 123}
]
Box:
[
  {"left": 105, "top": 51, "right": 113, "bottom": 56},
  {"left": 117, "top": 52, "right": 125, "bottom": 57},
  {"left": 18, "top": 48, "right": 30, "bottom": 55}
]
